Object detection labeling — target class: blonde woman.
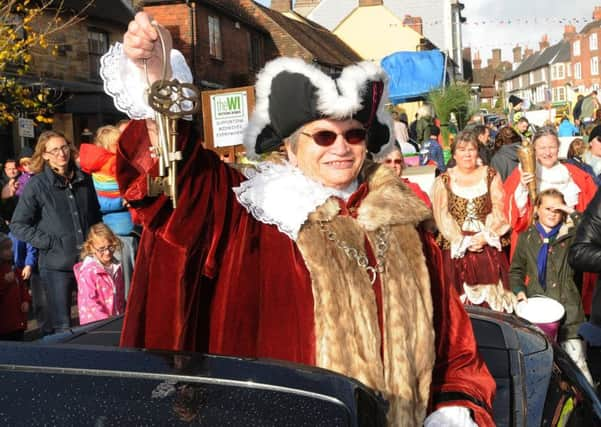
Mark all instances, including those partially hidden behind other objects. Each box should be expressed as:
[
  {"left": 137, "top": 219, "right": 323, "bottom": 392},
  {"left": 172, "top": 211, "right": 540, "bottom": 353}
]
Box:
[{"left": 10, "top": 130, "right": 101, "bottom": 333}]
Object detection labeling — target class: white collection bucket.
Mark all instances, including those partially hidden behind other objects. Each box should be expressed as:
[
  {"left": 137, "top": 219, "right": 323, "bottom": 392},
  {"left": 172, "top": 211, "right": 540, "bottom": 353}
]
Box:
[{"left": 516, "top": 296, "right": 565, "bottom": 341}]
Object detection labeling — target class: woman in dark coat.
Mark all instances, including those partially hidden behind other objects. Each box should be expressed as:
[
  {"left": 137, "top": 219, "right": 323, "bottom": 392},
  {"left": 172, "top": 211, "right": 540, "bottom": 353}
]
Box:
[{"left": 10, "top": 131, "right": 101, "bottom": 333}]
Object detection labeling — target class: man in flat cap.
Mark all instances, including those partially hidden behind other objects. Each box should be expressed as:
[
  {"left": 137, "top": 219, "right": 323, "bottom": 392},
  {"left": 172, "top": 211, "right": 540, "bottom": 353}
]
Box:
[{"left": 101, "top": 12, "right": 495, "bottom": 426}]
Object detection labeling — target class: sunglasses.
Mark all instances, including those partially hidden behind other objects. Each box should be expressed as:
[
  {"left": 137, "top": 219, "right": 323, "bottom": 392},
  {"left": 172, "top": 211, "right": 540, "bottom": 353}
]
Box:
[
  {"left": 384, "top": 159, "right": 403, "bottom": 165},
  {"left": 301, "top": 128, "right": 367, "bottom": 146}
]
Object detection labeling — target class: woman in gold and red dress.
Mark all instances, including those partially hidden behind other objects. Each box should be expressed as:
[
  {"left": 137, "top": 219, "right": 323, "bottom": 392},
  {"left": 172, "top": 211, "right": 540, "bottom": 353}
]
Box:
[{"left": 432, "top": 130, "right": 516, "bottom": 312}]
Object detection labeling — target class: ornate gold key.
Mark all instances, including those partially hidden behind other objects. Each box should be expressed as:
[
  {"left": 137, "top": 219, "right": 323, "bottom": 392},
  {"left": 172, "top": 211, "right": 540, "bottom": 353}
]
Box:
[{"left": 144, "top": 23, "right": 200, "bottom": 208}]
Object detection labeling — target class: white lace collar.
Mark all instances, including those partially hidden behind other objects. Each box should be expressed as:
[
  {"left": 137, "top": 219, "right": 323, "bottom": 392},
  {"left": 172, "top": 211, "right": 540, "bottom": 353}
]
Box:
[
  {"left": 536, "top": 162, "right": 581, "bottom": 208},
  {"left": 233, "top": 162, "right": 357, "bottom": 241}
]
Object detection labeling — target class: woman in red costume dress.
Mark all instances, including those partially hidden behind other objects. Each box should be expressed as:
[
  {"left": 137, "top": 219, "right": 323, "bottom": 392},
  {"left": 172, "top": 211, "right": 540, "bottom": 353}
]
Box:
[
  {"left": 432, "top": 130, "right": 515, "bottom": 312},
  {"left": 504, "top": 126, "right": 597, "bottom": 312},
  {"left": 101, "top": 12, "right": 496, "bottom": 426}
]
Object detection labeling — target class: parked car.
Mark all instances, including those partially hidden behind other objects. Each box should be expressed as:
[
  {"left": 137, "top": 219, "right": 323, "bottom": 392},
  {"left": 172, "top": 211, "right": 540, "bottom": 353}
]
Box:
[{"left": 0, "top": 307, "right": 599, "bottom": 426}]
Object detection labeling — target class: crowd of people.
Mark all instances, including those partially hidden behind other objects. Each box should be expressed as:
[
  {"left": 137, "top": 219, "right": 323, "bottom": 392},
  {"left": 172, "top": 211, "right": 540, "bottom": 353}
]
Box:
[
  {"left": 382, "top": 99, "right": 601, "bottom": 386},
  {"left": 0, "top": 123, "right": 138, "bottom": 340},
  {"left": 2, "top": 11, "right": 601, "bottom": 425}
]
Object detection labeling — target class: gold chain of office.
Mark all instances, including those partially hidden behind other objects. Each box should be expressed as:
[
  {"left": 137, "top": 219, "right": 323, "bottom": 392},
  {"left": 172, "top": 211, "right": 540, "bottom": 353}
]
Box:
[{"left": 318, "top": 221, "right": 390, "bottom": 285}]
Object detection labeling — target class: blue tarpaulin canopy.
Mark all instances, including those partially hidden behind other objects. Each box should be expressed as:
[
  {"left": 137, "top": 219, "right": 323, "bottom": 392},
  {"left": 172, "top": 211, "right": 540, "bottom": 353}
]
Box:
[{"left": 381, "top": 50, "right": 446, "bottom": 104}]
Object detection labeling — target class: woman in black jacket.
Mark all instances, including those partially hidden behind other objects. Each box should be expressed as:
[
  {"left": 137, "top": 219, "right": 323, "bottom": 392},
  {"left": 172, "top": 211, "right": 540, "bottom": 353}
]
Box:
[{"left": 10, "top": 131, "right": 102, "bottom": 333}]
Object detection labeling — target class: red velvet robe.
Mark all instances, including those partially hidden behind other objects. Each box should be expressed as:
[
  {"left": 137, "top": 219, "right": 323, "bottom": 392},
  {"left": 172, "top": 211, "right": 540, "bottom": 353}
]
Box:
[
  {"left": 504, "top": 163, "right": 597, "bottom": 314},
  {"left": 116, "top": 120, "right": 495, "bottom": 425}
]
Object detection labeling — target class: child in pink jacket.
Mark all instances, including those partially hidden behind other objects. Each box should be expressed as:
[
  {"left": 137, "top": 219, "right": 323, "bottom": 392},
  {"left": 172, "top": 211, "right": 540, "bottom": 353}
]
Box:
[{"left": 74, "top": 223, "right": 125, "bottom": 325}]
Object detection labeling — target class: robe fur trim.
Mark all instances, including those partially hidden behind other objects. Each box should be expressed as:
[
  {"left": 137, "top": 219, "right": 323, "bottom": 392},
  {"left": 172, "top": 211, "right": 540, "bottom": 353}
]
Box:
[{"left": 297, "top": 164, "right": 435, "bottom": 425}]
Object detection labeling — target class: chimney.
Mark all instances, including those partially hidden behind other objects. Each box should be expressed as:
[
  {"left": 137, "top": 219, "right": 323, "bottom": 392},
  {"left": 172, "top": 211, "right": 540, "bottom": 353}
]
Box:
[
  {"left": 524, "top": 47, "right": 534, "bottom": 58},
  {"left": 403, "top": 15, "right": 423, "bottom": 36},
  {"left": 473, "top": 51, "right": 482, "bottom": 70},
  {"left": 594, "top": 6, "right": 601, "bottom": 21},
  {"left": 513, "top": 45, "right": 522, "bottom": 63},
  {"left": 491, "top": 48, "right": 501, "bottom": 69},
  {"left": 539, "top": 34, "right": 550, "bottom": 51},
  {"left": 271, "top": 0, "right": 292, "bottom": 12},
  {"left": 359, "top": 0, "right": 384, "bottom": 6},
  {"left": 563, "top": 24, "right": 577, "bottom": 39}
]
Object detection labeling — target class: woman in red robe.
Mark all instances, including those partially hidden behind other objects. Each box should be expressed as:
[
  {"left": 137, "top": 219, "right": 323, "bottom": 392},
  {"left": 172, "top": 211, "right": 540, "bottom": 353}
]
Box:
[{"left": 102, "top": 12, "right": 497, "bottom": 426}]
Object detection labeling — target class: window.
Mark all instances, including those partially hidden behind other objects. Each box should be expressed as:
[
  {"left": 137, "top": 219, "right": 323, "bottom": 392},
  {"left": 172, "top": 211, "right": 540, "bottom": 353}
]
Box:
[
  {"left": 88, "top": 29, "right": 109, "bottom": 80},
  {"left": 557, "top": 87, "right": 566, "bottom": 101},
  {"left": 575, "top": 62, "right": 582, "bottom": 79},
  {"left": 518, "top": 76, "right": 523, "bottom": 88},
  {"left": 249, "top": 34, "right": 262, "bottom": 71},
  {"left": 592, "top": 57, "right": 599, "bottom": 75},
  {"left": 557, "top": 64, "right": 565, "bottom": 79},
  {"left": 567, "top": 63, "right": 572, "bottom": 77},
  {"left": 208, "top": 16, "right": 222, "bottom": 60},
  {"left": 573, "top": 40, "right": 581, "bottom": 56},
  {"left": 591, "top": 33, "right": 598, "bottom": 51}
]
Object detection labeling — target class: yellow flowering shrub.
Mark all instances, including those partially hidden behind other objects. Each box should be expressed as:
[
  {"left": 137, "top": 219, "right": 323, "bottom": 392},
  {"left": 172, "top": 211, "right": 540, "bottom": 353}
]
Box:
[{"left": 0, "top": 0, "right": 87, "bottom": 126}]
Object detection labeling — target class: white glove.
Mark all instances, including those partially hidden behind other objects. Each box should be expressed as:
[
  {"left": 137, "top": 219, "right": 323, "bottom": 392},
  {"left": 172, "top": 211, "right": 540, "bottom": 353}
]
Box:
[{"left": 423, "top": 406, "right": 477, "bottom": 427}]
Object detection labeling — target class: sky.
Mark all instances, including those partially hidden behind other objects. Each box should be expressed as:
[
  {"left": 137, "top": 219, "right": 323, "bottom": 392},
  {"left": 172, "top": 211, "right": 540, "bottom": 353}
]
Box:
[
  {"left": 462, "top": 0, "right": 599, "bottom": 63},
  {"left": 257, "top": 0, "right": 600, "bottom": 64}
]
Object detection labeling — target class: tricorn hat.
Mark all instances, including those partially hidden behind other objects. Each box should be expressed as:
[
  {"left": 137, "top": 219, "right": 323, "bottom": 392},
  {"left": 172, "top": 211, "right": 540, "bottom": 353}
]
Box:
[{"left": 243, "top": 57, "right": 394, "bottom": 158}]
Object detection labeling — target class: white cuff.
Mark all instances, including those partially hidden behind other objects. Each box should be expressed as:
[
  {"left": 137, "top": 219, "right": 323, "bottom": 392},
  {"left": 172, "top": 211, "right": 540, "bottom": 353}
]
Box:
[
  {"left": 424, "top": 406, "right": 477, "bottom": 427},
  {"left": 514, "top": 183, "right": 529, "bottom": 215},
  {"left": 450, "top": 236, "right": 472, "bottom": 259},
  {"left": 100, "top": 42, "right": 194, "bottom": 119}
]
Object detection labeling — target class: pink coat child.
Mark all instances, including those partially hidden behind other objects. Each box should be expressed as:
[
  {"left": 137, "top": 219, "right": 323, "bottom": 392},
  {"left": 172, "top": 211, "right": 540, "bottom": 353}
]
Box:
[{"left": 74, "top": 254, "right": 125, "bottom": 324}]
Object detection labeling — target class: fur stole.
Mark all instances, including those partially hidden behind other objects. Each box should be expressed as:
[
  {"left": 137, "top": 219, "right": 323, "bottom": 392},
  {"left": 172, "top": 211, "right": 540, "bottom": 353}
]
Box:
[{"left": 295, "top": 164, "right": 435, "bottom": 426}]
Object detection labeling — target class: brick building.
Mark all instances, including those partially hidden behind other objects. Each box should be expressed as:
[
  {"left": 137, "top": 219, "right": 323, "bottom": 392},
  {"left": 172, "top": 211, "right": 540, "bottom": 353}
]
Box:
[
  {"left": 142, "top": 0, "right": 361, "bottom": 84},
  {"left": 568, "top": 7, "right": 601, "bottom": 94},
  {"left": 502, "top": 35, "right": 571, "bottom": 108},
  {"left": 142, "top": 0, "right": 277, "bottom": 89},
  {"left": 1, "top": 0, "right": 133, "bottom": 160},
  {"left": 468, "top": 48, "right": 511, "bottom": 109}
]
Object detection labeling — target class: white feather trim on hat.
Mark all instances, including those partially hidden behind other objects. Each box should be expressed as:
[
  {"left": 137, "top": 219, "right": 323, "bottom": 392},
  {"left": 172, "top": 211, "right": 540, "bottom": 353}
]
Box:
[{"left": 243, "top": 57, "right": 395, "bottom": 159}]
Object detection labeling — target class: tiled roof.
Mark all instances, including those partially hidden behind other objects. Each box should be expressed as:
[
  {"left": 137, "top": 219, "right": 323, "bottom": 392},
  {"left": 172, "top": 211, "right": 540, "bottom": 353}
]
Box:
[
  {"left": 473, "top": 68, "right": 495, "bottom": 87},
  {"left": 503, "top": 50, "right": 542, "bottom": 80},
  {"left": 554, "top": 40, "right": 571, "bottom": 63},
  {"left": 257, "top": 5, "right": 362, "bottom": 67},
  {"left": 502, "top": 40, "right": 570, "bottom": 81}
]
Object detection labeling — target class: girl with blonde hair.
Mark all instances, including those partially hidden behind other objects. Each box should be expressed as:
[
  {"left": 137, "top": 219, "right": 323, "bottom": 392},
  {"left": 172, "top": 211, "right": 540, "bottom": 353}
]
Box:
[
  {"left": 74, "top": 223, "right": 125, "bottom": 325},
  {"left": 10, "top": 130, "right": 101, "bottom": 333}
]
